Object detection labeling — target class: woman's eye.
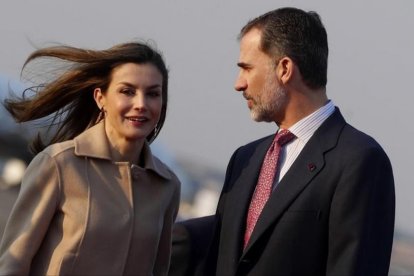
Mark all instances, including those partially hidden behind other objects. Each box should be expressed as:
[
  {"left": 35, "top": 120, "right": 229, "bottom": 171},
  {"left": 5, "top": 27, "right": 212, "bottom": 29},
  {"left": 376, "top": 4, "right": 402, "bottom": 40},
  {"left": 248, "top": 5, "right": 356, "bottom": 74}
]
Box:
[
  {"left": 148, "top": 91, "right": 161, "bottom": 98},
  {"left": 121, "top": 88, "right": 134, "bottom": 95}
]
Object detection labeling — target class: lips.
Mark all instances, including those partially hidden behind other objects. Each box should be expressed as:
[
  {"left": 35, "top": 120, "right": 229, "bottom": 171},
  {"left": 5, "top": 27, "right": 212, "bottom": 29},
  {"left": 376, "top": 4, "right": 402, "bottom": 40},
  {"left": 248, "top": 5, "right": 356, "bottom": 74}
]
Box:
[
  {"left": 126, "top": 116, "right": 149, "bottom": 122},
  {"left": 242, "top": 91, "right": 250, "bottom": 100},
  {"left": 243, "top": 92, "right": 254, "bottom": 108}
]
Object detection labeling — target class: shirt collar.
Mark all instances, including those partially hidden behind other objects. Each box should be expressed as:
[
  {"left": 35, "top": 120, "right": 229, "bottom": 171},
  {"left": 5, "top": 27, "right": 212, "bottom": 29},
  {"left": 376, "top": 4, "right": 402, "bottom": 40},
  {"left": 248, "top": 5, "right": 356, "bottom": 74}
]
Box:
[{"left": 288, "top": 100, "right": 335, "bottom": 143}]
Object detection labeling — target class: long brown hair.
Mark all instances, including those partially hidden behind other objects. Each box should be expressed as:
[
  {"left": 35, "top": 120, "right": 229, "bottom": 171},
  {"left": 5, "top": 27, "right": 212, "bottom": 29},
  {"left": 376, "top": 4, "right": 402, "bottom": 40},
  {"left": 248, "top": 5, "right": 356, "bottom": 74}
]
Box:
[{"left": 4, "top": 42, "right": 169, "bottom": 154}]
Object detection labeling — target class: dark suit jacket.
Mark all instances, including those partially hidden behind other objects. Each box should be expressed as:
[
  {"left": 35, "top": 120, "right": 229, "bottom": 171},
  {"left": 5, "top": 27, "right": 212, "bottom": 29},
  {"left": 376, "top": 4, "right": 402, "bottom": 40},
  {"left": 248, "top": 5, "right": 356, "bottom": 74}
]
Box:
[
  {"left": 206, "top": 108, "right": 395, "bottom": 276},
  {"left": 169, "top": 216, "right": 215, "bottom": 276}
]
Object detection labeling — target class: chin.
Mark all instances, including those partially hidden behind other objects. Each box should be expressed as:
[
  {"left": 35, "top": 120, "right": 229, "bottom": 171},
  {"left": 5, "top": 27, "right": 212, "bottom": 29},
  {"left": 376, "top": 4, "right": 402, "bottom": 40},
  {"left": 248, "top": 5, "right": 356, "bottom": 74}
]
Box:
[
  {"left": 251, "top": 112, "right": 274, "bottom": 123},
  {"left": 125, "top": 132, "right": 149, "bottom": 142}
]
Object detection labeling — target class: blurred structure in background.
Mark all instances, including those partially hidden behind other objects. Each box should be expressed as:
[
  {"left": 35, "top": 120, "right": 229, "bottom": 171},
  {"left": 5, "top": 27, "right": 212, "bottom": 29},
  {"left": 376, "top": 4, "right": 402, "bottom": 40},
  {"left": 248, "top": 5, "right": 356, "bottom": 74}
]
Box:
[
  {"left": 390, "top": 231, "right": 414, "bottom": 275},
  {"left": 0, "top": 76, "right": 32, "bottom": 236},
  {"left": 0, "top": 77, "right": 32, "bottom": 175},
  {"left": 151, "top": 141, "right": 222, "bottom": 220}
]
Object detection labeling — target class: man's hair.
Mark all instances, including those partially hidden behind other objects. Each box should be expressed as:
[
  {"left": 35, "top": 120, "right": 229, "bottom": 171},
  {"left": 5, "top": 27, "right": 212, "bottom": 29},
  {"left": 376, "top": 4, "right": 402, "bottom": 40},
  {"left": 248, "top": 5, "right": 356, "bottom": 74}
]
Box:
[{"left": 239, "top": 7, "right": 328, "bottom": 89}]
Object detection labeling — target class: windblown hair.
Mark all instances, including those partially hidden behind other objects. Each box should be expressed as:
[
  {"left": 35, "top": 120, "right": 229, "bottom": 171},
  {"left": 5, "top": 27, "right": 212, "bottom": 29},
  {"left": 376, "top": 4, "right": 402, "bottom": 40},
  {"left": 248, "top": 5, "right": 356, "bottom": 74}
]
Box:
[
  {"left": 239, "top": 7, "right": 329, "bottom": 89},
  {"left": 4, "top": 42, "right": 169, "bottom": 154}
]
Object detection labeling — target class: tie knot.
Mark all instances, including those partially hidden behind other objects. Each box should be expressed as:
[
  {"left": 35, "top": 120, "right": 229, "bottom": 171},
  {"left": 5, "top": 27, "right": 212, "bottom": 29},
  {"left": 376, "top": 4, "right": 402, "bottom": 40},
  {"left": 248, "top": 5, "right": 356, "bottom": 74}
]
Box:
[{"left": 275, "top": 129, "right": 295, "bottom": 146}]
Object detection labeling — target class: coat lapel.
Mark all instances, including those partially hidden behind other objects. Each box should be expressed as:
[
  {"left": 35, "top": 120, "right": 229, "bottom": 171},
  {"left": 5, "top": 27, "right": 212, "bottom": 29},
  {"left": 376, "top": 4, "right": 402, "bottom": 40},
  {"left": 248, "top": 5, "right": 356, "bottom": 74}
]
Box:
[{"left": 242, "top": 109, "right": 346, "bottom": 254}]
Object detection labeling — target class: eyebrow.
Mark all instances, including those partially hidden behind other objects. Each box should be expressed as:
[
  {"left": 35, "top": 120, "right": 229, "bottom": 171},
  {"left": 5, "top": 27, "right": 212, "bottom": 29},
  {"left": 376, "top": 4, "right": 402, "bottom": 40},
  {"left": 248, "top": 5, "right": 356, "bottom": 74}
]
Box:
[
  {"left": 145, "top": 84, "right": 162, "bottom": 90},
  {"left": 237, "top": 62, "right": 251, "bottom": 69},
  {"left": 118, "top": 81, "right": 162, "bottom": 90}
]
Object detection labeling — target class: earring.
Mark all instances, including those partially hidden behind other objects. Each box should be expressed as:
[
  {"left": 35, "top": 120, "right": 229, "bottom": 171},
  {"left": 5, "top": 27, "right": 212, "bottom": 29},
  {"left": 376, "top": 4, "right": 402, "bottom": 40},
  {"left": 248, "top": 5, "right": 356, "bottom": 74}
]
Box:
[
  {"left": 147, "top": 124, "right": 159, "bottom": 143},
  {"left": 95, "top": 107, "right": 105, "bottom": 124},
  {"left": 151, "top": 123, "right": 157, "bottom": 135}
]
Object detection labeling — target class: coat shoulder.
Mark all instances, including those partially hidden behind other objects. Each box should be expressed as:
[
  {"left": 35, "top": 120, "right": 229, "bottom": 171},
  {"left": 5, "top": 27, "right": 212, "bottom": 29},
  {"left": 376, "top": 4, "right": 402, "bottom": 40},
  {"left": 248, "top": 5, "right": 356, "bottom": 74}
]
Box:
[
  {"left": 151, "top": 155, "right": 181, "bottom": 186},
  {"left": 42, "top": 140, "right": 75, "bottom": 159},
  {"left": 340, "top": 124, "right": 388, "bottom": 155}
]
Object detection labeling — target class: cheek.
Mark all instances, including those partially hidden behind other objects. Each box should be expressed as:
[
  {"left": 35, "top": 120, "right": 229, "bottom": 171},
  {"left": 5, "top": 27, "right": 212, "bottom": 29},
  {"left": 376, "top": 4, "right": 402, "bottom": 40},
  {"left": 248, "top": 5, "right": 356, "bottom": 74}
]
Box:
[
  {"left": 250, "top": 74, "right": 263, "bottom": 89},
  {"left": 150, "top": 99, "right": 163, "bottom": 117},
  {"left": 112, "top": 99, "right": 130, "bottom": 113},
  {"left": 105, "top": 102, "right": 129, "bottom": 122}
]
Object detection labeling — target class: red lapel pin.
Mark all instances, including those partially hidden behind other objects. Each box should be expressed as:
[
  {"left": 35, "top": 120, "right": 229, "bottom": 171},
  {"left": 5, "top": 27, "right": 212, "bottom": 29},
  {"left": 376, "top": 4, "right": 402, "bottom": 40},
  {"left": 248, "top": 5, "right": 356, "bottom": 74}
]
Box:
[{"left": 308, "top": 163, "right": 316, "bottom": 172}]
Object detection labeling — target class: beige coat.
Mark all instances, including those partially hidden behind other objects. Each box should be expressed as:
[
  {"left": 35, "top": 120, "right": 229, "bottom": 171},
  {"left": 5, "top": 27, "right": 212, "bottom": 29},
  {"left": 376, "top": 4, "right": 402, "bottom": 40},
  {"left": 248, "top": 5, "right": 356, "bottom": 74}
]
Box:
[{"left": 0, "top": 121, "right": 181, "bottom": 275}]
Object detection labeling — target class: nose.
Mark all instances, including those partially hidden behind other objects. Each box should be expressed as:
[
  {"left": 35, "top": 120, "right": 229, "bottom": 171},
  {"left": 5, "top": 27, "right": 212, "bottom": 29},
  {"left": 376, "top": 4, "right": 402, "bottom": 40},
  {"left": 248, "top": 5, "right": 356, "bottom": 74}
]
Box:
[
  {"left": 134, "top": 91, "right": 147, "bottom": 110},
  {"left": 234, "top": 74, "right": 247, "bottom": 92}
]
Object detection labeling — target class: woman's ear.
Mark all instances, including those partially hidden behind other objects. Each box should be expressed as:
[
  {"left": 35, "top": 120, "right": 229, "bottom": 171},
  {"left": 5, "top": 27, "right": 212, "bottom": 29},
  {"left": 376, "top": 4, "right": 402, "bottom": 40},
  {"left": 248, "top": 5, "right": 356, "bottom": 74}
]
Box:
[{"left": 93, "top": 88, "right": 104, "bottom": 109}]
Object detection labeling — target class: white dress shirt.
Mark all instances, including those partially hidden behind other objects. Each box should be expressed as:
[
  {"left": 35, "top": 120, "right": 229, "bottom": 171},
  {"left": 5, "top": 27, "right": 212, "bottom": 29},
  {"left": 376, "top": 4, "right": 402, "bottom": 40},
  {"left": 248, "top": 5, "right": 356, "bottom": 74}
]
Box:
[{"left": 273, "top": 100, "right": 335, "bottom": 188}]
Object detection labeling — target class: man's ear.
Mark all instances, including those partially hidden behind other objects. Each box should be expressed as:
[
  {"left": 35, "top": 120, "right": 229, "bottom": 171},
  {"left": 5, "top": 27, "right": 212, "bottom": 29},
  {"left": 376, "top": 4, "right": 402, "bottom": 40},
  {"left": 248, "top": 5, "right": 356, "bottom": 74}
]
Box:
[
  {"left": 93, "top": 88, "right": 104, "bottom": 109},
  {"left": 277, "top": 57, "right": 294, "bottom": 85}
]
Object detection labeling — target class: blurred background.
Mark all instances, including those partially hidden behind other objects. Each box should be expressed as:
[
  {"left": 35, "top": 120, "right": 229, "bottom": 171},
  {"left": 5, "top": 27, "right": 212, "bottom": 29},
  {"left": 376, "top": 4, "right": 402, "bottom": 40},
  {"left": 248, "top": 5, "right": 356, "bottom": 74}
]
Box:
[{"left": 1, "top": 0, "right": 413, "bottom": 274}]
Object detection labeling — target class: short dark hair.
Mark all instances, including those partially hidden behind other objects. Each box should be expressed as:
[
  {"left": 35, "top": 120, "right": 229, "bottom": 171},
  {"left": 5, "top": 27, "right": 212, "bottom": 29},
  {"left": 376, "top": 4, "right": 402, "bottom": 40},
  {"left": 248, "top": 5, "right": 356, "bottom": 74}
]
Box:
[{"left": 240, "top": 7, "right": 328, "bottom": 89}]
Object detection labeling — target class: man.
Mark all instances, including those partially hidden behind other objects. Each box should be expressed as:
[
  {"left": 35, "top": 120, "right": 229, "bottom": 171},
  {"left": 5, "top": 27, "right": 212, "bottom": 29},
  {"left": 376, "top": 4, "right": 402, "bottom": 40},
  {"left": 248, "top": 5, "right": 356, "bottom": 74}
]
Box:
[{"left": 205, "top": 7, "right": 395, "bottom": 276}]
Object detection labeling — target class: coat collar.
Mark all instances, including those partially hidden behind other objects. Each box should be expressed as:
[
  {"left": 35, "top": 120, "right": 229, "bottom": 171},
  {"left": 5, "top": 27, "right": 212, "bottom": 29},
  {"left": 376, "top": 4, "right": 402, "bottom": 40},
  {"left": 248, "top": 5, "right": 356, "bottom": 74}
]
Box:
[{"left": 73, "top": 121, "right": 172, "bottom": 180}]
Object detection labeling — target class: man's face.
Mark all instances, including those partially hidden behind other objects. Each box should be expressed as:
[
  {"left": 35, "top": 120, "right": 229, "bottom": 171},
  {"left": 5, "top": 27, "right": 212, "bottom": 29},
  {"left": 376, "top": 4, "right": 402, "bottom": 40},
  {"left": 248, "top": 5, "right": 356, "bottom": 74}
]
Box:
[{"left": 234, "top": 28, "right": 288, "bottom": 123}]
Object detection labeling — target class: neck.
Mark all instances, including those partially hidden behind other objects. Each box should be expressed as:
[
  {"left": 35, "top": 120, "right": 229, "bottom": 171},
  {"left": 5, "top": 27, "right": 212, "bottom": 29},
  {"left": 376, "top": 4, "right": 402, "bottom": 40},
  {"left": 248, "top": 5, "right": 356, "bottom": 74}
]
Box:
[
  {"left": 105, "top": 130, "right": 144, "bottom": 165},
  {"left": 277, "top": 86, "right": 328, "bottom": 129},
  {"left": 110, "top": 140, "right": 144, "bottom": 164}
]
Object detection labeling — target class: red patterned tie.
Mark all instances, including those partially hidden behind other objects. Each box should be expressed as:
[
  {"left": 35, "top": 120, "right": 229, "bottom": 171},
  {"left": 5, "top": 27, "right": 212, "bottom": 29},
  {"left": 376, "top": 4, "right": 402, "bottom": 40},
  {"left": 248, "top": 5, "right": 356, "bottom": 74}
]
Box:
[{"left": 244, "top": 129, "right": 296, "bottom": 248}]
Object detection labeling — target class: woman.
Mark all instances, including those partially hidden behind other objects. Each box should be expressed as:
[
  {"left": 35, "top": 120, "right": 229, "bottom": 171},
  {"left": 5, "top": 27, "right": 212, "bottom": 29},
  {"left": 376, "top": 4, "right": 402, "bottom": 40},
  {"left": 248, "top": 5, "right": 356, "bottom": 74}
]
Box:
[{"left": 0, "top": 42, "right": 180, "bottom": 275}]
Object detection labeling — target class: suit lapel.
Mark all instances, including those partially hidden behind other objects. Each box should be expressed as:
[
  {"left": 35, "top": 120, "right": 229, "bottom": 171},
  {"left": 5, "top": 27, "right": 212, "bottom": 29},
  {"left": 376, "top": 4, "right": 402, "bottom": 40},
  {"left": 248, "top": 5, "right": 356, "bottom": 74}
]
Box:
[
  {"left": 219, "top": 135, "right": 274, "bottom": 266},
  {"left": 242, "top": 109, "right": 346, "bottom": 254}
]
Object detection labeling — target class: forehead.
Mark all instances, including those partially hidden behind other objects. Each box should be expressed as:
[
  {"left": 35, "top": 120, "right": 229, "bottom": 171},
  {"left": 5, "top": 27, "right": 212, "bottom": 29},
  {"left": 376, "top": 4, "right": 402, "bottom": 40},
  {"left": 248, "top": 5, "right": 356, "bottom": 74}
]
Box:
[
  {"left": 239, "top": 28, "right": 270, "bottom": 63},
  {"left": 110, "top": 62, "right": 163, "bottom": 85}
]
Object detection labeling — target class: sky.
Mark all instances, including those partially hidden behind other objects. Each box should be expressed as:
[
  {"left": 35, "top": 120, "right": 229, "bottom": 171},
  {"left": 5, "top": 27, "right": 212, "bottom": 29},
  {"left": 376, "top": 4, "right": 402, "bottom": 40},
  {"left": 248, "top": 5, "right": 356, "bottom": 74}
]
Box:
[{"left": 0, "top": 0, "right": 413, "bottom": 235}]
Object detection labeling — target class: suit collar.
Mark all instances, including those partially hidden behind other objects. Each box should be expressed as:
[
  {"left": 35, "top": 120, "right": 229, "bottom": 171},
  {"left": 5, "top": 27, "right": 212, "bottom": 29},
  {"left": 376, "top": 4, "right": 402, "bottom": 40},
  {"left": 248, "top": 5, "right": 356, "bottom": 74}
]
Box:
[
  {"left": 242, "top": 108, "right": 346, "bottom": 253},
  {"left": 73, "top": 121, "right": 171, "bottom": 180}
]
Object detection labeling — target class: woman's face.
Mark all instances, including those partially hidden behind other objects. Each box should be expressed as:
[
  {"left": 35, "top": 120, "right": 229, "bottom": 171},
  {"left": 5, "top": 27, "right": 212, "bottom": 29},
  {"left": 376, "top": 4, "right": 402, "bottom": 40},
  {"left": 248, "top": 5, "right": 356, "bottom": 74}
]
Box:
[{"left": 94, "top": 62, "right": 163, "bottom": 147}]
